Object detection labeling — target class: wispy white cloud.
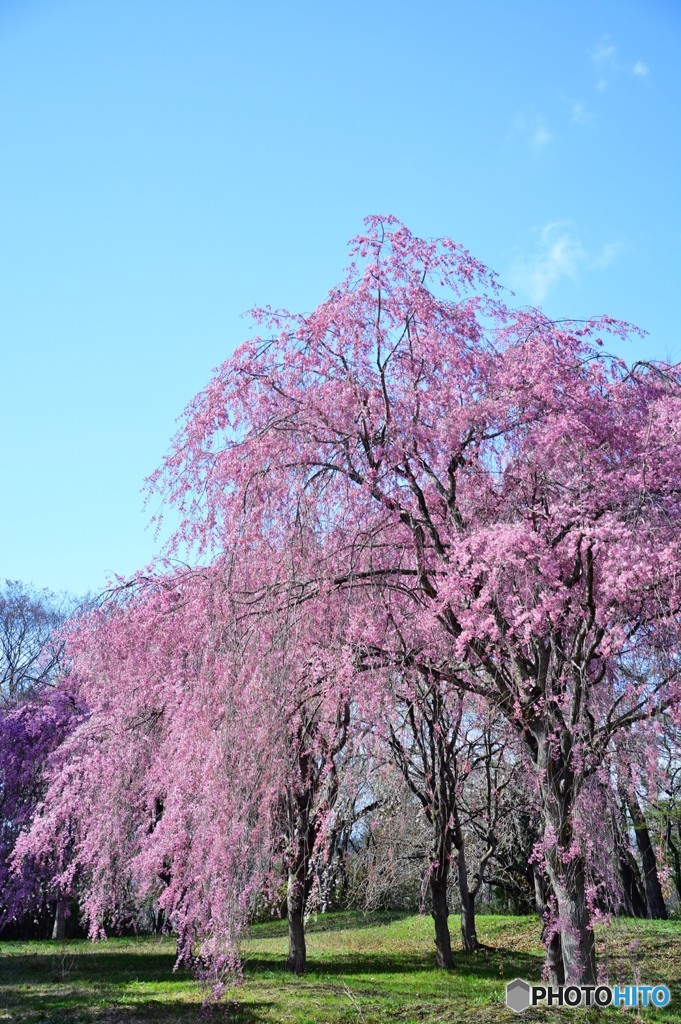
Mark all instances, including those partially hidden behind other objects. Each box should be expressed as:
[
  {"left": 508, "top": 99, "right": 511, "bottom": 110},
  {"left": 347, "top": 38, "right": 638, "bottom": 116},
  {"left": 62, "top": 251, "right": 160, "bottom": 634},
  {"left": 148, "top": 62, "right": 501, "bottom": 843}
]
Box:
[
  {"left": 591, "top": 40, "right": 617, "bottom": 68},
  {"left": 570, "top": 101, "right": 593, "bottom": 126},
  {"left": 591, "top": 241, "right": 623, "bottom": 271},
  {"left": 510, "top": 111, "right": 552, "bottom": 149},
  {"left": 509, "top": 224, "right": 623, "bottom": 304},
  {"left": 531, "top": 116, "right": 552, "bottom": 148},
  {"left": 590, "top": 35, "right": 650, "bottom": 88},
  {"left": 591, "top": 37, "right": 617, "bottom": 90},
  {"left": 510, "top": 227, "right": 583, "bottom": 303}
]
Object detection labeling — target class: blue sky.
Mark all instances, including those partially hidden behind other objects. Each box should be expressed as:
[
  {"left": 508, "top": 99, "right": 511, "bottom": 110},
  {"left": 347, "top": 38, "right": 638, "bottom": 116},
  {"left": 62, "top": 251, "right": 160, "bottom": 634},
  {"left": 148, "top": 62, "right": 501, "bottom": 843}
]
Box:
[{"left": 1, "top": 0, "right": 679, "bottom": 596}]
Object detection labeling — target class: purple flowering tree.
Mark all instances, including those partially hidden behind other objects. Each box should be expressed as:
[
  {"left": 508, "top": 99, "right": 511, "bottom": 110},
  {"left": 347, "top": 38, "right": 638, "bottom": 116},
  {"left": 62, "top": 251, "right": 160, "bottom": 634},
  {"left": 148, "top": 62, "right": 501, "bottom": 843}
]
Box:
[{"left": 0, "top": 689, "right": 82, "bottom": 937}]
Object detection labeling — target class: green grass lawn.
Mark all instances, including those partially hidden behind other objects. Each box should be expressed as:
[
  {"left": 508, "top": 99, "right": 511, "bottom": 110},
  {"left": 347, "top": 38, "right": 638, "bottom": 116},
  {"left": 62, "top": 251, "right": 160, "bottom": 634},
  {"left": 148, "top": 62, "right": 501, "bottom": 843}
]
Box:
[{"left": 1, "top": 912, "right": 679, "bottom": 1023}]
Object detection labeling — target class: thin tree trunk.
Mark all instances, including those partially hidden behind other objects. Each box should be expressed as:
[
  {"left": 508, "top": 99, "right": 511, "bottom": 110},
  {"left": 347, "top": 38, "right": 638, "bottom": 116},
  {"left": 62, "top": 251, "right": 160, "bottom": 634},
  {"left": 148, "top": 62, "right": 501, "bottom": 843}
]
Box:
[
  {"left": 628, "top": 797, "right": 668, "bottom": 920},
  {"left": 287, "top": 811, "right": 316, "bottom": 975},
  {"left": 618, "top": 848, "right": 647, "bottom": 918},
  {"left": 612, "top": 797, "right": 647, "bottom": 917},
  {"left": 666, "top": 820, "right": 681, "bottom": 903},
  {"left": 456, "top": 843, "right": 478, "bottom": 952},
  {"left": 429, "top": 799, "right": 455, "bottom": 969},
  {"left": 287, "top": 867, "right": 307, "bottom": 975},
  {"left": 285, "top": 735, "right": 321, "bottom": 975},
  {"left": 460, "top": 885, "right": 477, "bottom": 953},
  {"left": 430, "top": 871, "right": 455, "bottom": 969},
  {"left": 52, "top": 899, "right": 66, "bottom": 940}
]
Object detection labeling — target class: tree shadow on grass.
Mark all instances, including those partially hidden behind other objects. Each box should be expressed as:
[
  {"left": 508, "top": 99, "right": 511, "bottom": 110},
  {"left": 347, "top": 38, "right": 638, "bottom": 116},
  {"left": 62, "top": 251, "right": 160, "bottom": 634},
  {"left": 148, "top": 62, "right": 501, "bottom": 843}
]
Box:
[
  {"left": 455, "top": 943, "right": 545, "bottom": 980},
  {"left": 0, "top": 954, "right": 269, "bottom": 1023},
  {"left": 0, "top": 950, "right": 191, "bottom": 1022},
  {"left": 0, "top": 940, "right": 544, "bottom": 1024},
  {"left": 0, "top": 949, "right": 183, "bottom": 985},
  {"left": 243, "top": 944, "right": 544, "bottom": 980},
  {"left": 0, "top": 998, "right": 266, "bottom": 1024}
]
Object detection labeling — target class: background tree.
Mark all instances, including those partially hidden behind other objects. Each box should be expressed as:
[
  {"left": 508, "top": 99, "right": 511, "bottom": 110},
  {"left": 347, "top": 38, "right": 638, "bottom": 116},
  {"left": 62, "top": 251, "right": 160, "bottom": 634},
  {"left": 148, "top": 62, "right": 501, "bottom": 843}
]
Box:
[
  {"left": 17, "top": 558, "right": 361, "bottom": 984},
  {"left": 0, "top": 689, "right": 82, "bottom": 938},
  {"left": 338, "top": 762, "right": 428, "bottom": 913},
  {"left": 274, "top": 651, "right": 353, "bottom": 975},
  {"left": 615, "top": 722, "right": 673, "bottom": 919},
  {"left": 384, "top": 679, "right": 513, "bottom": 964},
  {"left": 16, "top": 571, "right": 272, "bottom": 989},
  {"left": 0, "top": 580, "right": 81, "bottom": 939},
  {"left": 659, "top": 721, "right": 681, "bottom": 905},
  {"left": 0, "top": 580, "right": 72, "bottom": 705},
  {"left": 385, "top": 672, "right": 462, "bottom": 968}
]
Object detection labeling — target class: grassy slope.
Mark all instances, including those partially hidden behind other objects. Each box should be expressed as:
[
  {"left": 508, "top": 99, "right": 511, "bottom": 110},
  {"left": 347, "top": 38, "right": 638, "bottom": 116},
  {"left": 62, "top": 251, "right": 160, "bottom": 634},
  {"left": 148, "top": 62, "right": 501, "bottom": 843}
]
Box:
[{"left": 0, "top": 912, "right": 679, "bottom": 1023}]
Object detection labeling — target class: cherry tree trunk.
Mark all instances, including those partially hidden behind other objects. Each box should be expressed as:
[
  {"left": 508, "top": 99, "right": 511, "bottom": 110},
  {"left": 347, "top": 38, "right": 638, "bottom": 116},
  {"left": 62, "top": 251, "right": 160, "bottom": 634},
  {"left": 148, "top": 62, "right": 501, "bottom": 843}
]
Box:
[
  {"left": 628, "top": 797, "right": 668, "bottom": 920},
  {"left": 428, "top": 812, "right": 455, "bottom": 969},
  {"left": 456, "top": 844, "right": 478, "bottom": 952},
  {"left": 286, "top": 781, "right": 318, "bottom": 975},
  {"left": 287, "top": 867, "right": 307, "bottom": 975},
  {"left": 543, "top": 925, "right": 565, "bottom": 986},
  {"left": 538, "top": 740, "right": 596, "bottom": 985},
  {"left": 544, "top": 851, "right": 596, "bottom": 985},
  {"left": 430, "top": 871, "right": 455, "bottom": 970},
  {"left": 533, "top": 868, "right": 565, "bottom": 986}
]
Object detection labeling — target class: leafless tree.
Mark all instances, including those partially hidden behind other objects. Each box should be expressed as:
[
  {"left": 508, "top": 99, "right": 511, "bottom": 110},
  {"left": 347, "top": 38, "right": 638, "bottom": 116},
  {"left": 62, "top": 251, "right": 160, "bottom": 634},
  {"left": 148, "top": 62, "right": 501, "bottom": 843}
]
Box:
[{"left": 0, "top": 580, "right": 75, "bottom": 705}]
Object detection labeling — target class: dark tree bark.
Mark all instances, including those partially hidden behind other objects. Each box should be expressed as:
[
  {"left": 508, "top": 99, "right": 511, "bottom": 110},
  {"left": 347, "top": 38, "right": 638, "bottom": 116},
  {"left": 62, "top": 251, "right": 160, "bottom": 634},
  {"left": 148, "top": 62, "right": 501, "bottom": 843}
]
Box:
[
  {"left": 286, "top": 869, "right": 307, "bottom": 975},
  {"left": 458, "top": 870, "right": 477, "bottom": 953},
  {"left": 628, "top": 797, "right": 668, "bottom": 920},
  {"left": 611, "top": 798, "right": 647, "bottom": 917},
  {"left": 285, "top": 785, "right": 316, "bottom": 975},
  {"left": 666, "top": 820, "right": 681, "bottom": 903},
  {"left": 388, "top": 684, "right": 463, "bottom": 969},
  {"left": 533, "top": 866, "right": 565, "bottom": 986},
  {"left": 458, "top": 884, "right": 475, "bottom": 946},
  {"left": 452, "top": 813, "right": 477, "bottom": 952},
  {"left": 544, "top": 928, "right": 565, "bottom": 987},
  {"left": 285, "top": 769, "right": 317, "bottom": 975},
  {"left": 544, "top": 846, "right": 595, "bottom": 985},
  {"left": 426, "top": 785, "right": 456, "bottom": 969},
  {"left": 618, "top": 848, "right": 648, "bottom": 918},
  {"left": 430, "top": 869, "right": 455, "bottom": 970},
  {"left": 537, "top": 736, "right": 596, "bottom": 986},
  {"left": 457, "top": 830, "right": 497, "bottom": 953},
  {"left": 284, "top": 698, "right": 350, "bottom": 974},
  {"left": 452, "top": 820, "right": 487, "bottom": 953}
]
